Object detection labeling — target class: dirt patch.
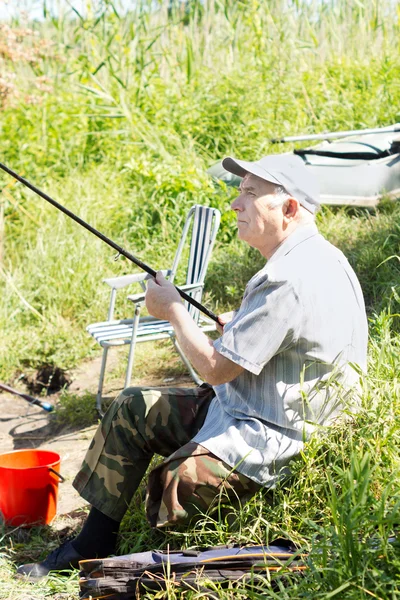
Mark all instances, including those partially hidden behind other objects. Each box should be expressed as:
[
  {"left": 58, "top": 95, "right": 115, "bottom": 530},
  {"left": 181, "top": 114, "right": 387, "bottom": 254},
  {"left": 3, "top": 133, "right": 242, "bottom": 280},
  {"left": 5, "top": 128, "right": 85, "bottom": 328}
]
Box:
[
  {"left": 0, "top": 353, "right": 120, "bottom": 523},
  {"left": 0, "top": 399, "right": 95, "bottom": 522},
  {"left": 24, "top": 364, "right": 72, "bottom": 395},
  {"left": 0, "top": 350, "right": 195, "bottom": 530}
]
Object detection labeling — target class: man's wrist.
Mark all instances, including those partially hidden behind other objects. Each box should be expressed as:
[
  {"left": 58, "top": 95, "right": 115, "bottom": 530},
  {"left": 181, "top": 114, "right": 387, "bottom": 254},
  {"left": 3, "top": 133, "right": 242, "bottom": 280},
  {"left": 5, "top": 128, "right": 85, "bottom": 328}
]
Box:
[{"left": 168, "top": 301, "right": 188, "bottom": 326}]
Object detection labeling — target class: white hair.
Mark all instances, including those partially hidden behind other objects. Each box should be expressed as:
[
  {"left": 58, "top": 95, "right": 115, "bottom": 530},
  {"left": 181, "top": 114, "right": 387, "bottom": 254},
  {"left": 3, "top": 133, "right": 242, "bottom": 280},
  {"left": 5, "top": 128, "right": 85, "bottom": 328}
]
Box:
[
  {"left": 267, "top": 184, "right": 316, "bottom": 220},
  {"left": 266, "top": 184, "right": 291, "bottom": 209}
]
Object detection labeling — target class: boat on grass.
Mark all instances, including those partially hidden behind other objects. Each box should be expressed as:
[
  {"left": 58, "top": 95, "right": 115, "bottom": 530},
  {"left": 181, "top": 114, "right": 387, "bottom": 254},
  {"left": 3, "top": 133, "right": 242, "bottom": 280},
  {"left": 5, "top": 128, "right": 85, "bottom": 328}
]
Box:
[{"left": 207, "top": 124, "right": 400, "bottom": 208}]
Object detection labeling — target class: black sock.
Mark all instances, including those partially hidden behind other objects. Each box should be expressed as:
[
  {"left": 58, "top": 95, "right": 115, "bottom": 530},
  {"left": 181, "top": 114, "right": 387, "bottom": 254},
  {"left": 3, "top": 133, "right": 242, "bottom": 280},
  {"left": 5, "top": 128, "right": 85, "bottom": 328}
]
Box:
[{"left": 71, "top": 507, "right": 120, "bottom": 558}]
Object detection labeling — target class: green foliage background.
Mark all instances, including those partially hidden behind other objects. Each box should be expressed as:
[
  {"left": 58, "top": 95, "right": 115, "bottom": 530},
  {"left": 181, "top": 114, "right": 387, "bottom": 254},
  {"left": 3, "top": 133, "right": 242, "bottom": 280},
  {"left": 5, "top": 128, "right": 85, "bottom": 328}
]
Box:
[
  {"left": 0, "top": 0, "right": 400, "bottom": 376},
  {"left": 0, "top": 1, "right": 400, "bottom": 598}
]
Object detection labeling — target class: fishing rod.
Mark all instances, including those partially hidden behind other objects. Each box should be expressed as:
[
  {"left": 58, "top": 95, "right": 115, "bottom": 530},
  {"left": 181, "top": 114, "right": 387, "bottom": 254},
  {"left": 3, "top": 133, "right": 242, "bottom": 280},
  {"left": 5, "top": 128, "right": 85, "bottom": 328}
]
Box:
[
  {"left": 0, "top": 162, "right": 219, "bottom": 324},
  {"left": 271, "top": 124, "right": 400, "bottom": 144},
  {"left": 0, "top": 382, "right": 54, "bottom": 412}
]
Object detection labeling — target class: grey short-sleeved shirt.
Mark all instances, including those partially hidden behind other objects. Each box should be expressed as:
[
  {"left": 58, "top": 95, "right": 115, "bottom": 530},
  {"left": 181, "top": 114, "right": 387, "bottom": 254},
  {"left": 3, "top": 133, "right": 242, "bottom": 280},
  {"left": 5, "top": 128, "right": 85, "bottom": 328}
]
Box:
[{"left": 192, "top": 223, "right": 368, "bottom": 487}]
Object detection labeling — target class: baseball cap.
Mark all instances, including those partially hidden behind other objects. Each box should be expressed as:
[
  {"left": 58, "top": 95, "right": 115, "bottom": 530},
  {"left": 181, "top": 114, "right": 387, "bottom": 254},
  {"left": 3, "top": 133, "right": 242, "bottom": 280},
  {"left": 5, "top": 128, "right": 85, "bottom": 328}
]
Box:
[{"left": 222, "top": 154, "right": 320, "bottom": 214}]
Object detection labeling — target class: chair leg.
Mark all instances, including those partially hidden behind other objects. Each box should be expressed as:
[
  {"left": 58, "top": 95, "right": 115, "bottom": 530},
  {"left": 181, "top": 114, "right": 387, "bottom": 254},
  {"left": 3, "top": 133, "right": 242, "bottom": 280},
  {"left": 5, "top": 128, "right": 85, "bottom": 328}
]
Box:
[
  {"left": 172, "top": 337, "right": 204, "bottom": 386},
  {"left": 96, "top": 346, "right": 109, "bottom": 416},
  {"left": 125, "top": 303, "right": 142, "bottom": 389}
]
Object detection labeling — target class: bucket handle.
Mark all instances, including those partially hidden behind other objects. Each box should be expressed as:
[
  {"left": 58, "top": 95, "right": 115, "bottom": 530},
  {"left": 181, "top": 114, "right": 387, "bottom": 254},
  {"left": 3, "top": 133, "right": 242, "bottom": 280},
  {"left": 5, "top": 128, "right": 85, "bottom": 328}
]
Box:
[{"left": 49, "top": 467, "right": 65, "bottom": 482}]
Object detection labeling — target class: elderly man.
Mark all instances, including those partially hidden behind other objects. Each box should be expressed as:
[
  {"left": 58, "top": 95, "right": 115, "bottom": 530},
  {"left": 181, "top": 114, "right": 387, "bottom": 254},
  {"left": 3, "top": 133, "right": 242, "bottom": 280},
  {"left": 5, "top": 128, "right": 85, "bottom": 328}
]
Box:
[{"left": 18, "top": 155, "right": 368, "bottom": 578}]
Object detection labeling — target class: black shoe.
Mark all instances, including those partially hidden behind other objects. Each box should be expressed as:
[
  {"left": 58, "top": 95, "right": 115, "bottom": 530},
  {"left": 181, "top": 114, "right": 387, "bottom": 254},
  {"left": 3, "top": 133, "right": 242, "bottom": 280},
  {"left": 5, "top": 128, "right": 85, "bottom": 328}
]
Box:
[{"left": 17, "top": 537, "right": 85, "bottom": 579}]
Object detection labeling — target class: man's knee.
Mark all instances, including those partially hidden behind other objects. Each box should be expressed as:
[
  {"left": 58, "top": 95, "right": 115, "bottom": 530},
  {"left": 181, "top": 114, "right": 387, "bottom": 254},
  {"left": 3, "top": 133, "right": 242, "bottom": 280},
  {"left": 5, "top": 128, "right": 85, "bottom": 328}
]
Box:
[
  {"left": 114, "top": 386, "right": 146, "bottom": 408},
  {"left": 107, "top": 387, "right": 184, "bottom": 456},
  {"left": 114, "top": 387, "right": 170, "bottom": 427}
]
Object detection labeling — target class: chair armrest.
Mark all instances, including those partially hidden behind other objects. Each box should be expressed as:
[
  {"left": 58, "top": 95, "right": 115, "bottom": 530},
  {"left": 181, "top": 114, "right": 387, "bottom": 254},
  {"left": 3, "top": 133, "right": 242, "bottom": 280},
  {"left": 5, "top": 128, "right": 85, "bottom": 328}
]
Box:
[
  {"left": 103, "top": 270, "right": 170, "bottom": 290},
  {"left": 127, "top": 292, "right": 146, "bottom": 304}
]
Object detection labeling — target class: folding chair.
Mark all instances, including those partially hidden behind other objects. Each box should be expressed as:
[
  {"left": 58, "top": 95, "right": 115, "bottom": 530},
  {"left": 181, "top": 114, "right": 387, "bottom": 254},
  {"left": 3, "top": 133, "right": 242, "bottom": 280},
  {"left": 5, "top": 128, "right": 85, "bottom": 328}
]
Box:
[{"left": 87, "top": 205, "right": 221, "bottom": 414}]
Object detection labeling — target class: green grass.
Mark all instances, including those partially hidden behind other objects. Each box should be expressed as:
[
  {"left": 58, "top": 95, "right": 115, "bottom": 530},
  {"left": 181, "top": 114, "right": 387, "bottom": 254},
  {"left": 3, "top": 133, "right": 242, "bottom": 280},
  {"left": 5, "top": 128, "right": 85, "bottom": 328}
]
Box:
[{"left": 0, "top": 0, "right": 400, "bottom": 598}]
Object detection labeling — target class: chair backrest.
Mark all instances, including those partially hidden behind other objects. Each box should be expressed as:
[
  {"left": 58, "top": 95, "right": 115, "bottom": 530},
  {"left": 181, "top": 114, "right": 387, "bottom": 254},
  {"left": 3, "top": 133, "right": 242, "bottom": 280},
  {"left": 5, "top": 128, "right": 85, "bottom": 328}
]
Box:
[{"left": 169, "top": 205, "right": 221, "bottom": 322}]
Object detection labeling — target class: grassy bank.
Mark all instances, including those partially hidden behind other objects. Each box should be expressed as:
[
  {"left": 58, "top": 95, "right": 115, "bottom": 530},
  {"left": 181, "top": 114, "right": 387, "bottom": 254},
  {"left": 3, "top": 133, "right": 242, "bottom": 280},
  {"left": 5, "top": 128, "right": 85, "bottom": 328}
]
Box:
[{"left": 0, "top": 0, "right": 400, "bottom": 598}]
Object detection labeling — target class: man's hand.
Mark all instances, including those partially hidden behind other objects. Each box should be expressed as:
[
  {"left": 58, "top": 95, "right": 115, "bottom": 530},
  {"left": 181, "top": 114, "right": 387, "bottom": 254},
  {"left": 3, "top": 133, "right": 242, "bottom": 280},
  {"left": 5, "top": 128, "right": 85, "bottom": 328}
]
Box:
[
  {"left": 146, "top": 273, "right": 243, "bottom": 386},
  {"left": 216, "top": 311, "right": 235, "bottom": 334},
  {"left": 145, "top": 271, "right": 182, "bottom": 320}
]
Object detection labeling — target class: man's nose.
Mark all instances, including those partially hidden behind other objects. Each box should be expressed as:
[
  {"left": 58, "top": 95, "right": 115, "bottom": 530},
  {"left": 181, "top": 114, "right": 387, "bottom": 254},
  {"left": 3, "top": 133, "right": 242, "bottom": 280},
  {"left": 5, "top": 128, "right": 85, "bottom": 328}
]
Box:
[{"left": 231, "top": 194, "right": 242, "bottom": 211}]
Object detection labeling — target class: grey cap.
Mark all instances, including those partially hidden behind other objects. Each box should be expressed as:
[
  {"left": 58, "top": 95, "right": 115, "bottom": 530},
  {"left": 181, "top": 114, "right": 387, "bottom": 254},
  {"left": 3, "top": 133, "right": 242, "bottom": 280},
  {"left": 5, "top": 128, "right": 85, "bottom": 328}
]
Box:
[{"left": 222, "top": 154, "right": 320, "bottom": 214}]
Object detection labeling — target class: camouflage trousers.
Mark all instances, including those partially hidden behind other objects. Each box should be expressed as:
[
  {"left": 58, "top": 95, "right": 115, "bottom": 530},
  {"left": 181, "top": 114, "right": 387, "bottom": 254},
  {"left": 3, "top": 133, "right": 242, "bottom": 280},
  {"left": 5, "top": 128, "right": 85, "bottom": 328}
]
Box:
[{"left": 73, "top": 384, "right": 260, "bottom": 527}]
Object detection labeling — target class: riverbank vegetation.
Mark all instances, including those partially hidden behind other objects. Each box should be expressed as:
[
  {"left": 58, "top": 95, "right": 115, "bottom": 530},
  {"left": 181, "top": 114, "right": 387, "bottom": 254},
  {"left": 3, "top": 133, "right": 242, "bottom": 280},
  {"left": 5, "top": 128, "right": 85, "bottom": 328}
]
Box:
[{"left": 0, "top": 1, "right": 399, "bottom": 598}]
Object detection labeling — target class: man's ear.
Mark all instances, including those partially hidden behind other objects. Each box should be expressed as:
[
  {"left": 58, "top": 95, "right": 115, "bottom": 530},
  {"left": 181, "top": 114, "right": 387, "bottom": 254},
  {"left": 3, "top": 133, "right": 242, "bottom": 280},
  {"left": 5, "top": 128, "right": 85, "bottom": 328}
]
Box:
[{"left": 283, "top": 198, "right": 299, "bottom": 220}]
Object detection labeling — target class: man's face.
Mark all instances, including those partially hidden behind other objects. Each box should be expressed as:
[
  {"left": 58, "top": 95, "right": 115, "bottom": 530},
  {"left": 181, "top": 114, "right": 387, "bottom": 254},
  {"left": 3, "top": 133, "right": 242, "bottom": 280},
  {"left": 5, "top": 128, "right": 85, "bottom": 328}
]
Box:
[{"left": 231, "top": 173, "right": 286, "bottom": 257}]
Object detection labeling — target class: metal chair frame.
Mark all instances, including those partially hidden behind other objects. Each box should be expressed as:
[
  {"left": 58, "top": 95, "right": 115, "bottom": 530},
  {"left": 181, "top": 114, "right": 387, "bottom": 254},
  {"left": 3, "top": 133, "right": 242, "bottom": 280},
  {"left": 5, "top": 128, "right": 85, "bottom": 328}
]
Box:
[{"left": 87, "top": 205, "right": 221, "bottom": 414}]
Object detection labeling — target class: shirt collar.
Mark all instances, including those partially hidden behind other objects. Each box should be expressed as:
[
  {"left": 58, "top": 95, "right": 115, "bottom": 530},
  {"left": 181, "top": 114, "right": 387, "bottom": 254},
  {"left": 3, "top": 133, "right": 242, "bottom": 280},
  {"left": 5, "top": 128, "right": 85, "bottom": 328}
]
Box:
[{"left": 267, "top": 222, "right": 320, "bottom": 265}]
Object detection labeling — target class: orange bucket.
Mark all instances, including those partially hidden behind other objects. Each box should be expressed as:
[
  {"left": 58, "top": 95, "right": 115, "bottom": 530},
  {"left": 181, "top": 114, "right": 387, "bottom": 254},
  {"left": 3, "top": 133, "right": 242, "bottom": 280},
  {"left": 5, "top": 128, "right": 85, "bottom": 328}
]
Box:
[{"left": 0, "top": 449, "right": 64, "bottom": 527}]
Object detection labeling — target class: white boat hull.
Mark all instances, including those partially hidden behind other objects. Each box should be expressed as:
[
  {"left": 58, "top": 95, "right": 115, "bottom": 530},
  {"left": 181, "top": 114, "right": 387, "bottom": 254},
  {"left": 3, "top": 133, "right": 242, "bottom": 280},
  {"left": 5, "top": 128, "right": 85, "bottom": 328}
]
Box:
[{"left": 208, "top": 126, "right": 400, "bottom": 208}]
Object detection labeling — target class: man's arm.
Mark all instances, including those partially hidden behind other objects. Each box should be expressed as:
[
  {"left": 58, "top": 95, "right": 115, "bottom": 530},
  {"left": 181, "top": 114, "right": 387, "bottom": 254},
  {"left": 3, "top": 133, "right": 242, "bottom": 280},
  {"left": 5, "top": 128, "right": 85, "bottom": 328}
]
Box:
[{"left": 145, "top": 272, "right": 244, "bottom": 386}]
